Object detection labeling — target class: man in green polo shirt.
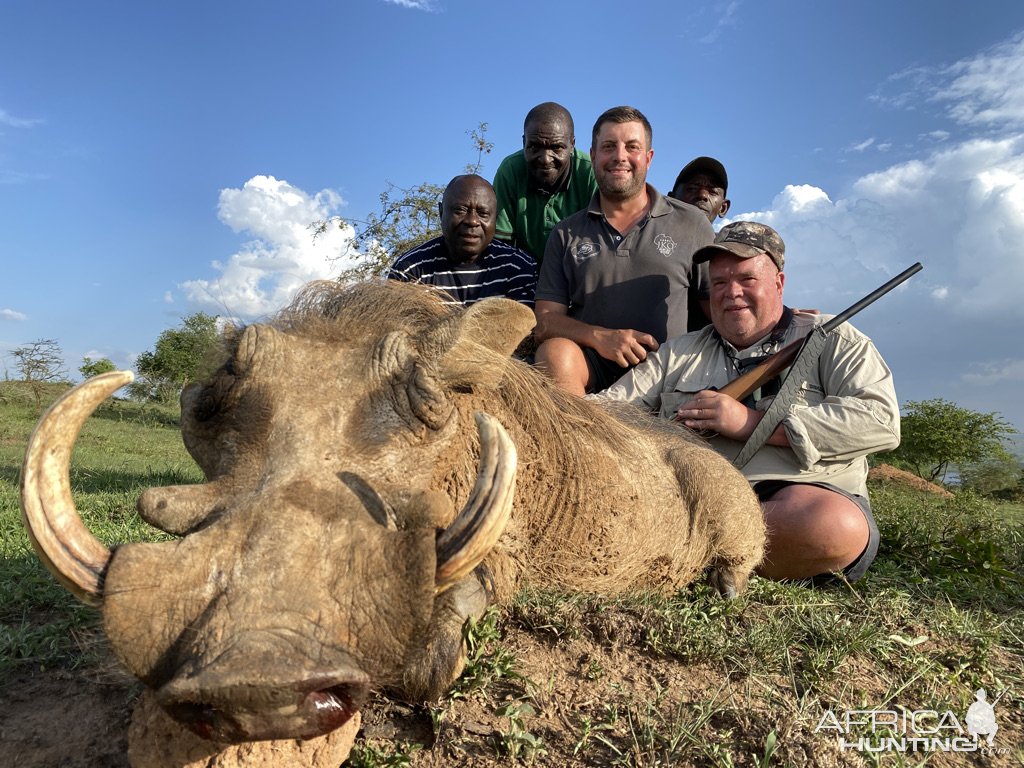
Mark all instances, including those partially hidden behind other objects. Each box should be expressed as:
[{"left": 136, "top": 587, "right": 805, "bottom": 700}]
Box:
[{"left": 493, "top": 102, "right": 598, "bottom": 265}]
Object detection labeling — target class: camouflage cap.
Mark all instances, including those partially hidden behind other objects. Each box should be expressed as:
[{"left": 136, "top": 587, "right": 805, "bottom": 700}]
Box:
[
  {"left": 693, "top": 221, "right": 785, "bottom": 271},
  {"left": 672, "top": 156, "right": 728, "bottom": 193}
]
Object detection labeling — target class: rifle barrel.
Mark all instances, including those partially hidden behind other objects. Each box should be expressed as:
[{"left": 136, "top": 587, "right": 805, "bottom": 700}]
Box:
[
  {"left": 822, "top": 262, "right": 923, "bottom": 334},
  {"left": 717, "top": 262, "right": 923, "bottom": 405}
]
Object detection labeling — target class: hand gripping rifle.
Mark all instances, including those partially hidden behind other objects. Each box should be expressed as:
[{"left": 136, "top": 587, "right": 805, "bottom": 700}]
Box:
[{"left": 729, "top": 262, "right": 923, "bottom": 468}]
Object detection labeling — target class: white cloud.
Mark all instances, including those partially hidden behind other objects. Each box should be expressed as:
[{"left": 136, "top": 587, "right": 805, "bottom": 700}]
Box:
[
  {"left": 0, "top": 108, "right": 43, "bottom": 128},
  {"left": 181, "top": 175, "right": 362, "bottom": 318},
  {"left": 163, "top": 291, "right": 173, "bottom": 303},
  {"left": 698, "top": 0, "right": 741, "bottom": 44},
  {"left": 732, "top": 135, "right": 1024, "bottom": 318},
  {"left": 962, "top": 359, "right": 1024, "bottom": 385},
  {"left": 381, "top": 0, "right": 436, "bottom": 10},
  {"left": 1, "top": 308, "right": 27, "bottom": 321},
  {"left": 935, "top": 31, "right": 1024, "bottom": 128},
  {"left": 0, "top": 170, "right": 47, "bottom": 185},
  {"left": 871, "top": 31, "right": 1024, "bottom": 135},
  {"left": 850, "top": 137, "right": 875, "bottom": 152}
]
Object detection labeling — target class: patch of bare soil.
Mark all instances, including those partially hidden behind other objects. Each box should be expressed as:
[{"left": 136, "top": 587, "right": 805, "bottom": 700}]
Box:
[
  {"left": 0, "top": 667, "right": 134, "bottom": 768},
  {"left": 868, "top": 463, "right": 953, "bottom": 498}
]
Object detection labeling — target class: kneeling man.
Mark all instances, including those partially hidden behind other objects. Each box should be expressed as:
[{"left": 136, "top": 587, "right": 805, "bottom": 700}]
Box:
[{"left": 598, "top": 222, "right": 900, "bottom": 582}]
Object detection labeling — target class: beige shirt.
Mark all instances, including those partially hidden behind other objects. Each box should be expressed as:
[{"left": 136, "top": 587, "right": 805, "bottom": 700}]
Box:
[{"left": 597, "top": 311, "right": 901, "bottom": 497}]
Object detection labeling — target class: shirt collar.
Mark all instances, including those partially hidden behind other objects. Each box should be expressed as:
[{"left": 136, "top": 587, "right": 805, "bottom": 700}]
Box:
[{"left": 586, "top": 184, "right": 669, "bottom": 218}]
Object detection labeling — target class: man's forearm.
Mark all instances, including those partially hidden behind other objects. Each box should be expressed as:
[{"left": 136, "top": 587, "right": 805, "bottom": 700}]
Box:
[{"left": 534, "top": 310, "right": 601, "bottom": 347}]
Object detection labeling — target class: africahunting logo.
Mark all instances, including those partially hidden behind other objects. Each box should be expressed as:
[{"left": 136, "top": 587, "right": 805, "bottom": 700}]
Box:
[{"left": 814, "top": 688, "right": 1008, "bottom": 755}]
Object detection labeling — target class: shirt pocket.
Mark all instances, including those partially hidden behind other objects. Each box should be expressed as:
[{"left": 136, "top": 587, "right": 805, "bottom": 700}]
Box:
[{"left": 659, "top": 389, "right": 702, "bottom": 420}]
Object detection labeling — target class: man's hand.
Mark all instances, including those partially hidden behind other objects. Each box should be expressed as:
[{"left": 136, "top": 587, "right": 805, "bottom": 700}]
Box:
[
  {"left": 592, "top": 328, "right": 659, "bottom": 367},
  {"left": 672, "top": 389, "right": 759, "bottom": 440}
]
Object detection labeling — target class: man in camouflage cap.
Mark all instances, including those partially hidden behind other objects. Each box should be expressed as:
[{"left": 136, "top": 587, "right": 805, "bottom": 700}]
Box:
[
  {"left": 697, "top": 220, "right": 785, "bottom": 268},
  {"left": 597, "top": 222, "right": 901, "bottom": 583}
]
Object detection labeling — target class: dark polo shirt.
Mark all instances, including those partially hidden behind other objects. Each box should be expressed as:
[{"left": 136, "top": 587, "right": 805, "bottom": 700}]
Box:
[{"left": 536, "top": 186, "right": 713, "bottom": 342}]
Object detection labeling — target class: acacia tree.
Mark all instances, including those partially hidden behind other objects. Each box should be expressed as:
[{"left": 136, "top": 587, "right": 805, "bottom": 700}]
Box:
[
  {"left": 11, "top": 339, "right": 67, "bottom": 383},
  {"left": 315, "top": 123, "right": 493, "bottom": 281},
  {"left": 131, "top": 312, "right": 220, "bottom": 403},
  {"left": 881, "top": 398, "right": 1017, "bottom": 483}
]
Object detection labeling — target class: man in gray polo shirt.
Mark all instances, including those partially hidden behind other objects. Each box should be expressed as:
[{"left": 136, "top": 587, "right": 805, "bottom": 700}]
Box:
[{"left": 534, "top": 106, "right": 713, "bottom": 395}]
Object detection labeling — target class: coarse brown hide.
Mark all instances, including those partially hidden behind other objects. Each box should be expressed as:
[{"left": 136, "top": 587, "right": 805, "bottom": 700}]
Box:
[{"left": 21, "top": 280, "right": 765, "bottom": 751}]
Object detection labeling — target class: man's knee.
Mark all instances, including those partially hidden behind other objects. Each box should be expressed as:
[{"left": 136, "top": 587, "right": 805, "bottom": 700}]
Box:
[
  {"left": 825, "top": 502, "right": 870, "bottom": 561},
  {"left": 535, "top": 338, "right": 589, "bottom": 394},
  {"left": 759, "top": 487, "right": 870, "bottom": 579}
]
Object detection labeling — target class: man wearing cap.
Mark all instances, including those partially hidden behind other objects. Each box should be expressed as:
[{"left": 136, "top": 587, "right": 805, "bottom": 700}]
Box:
[
  {"left": 598, "top": 222, "right": 900, "bottom": 583},
  {"left": 670, "top": 156, "right": 731, "bottom": 329},
  {"left": 669, "top": 156, "right": 731, "bottom": 224},
  {"left": 534, "top": 106, "right": 714, "bottom": 396},
  {"left": 492, "top": 102, "right": 598, "bottom": 265}
]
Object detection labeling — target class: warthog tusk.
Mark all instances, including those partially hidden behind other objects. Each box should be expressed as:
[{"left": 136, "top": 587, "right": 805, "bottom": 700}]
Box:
[
  {"left": 434, "top": 412, "right": 516, "bottom": 594},
  {"left": 20, "top": 371, "right": 131, "bottom": 605}
]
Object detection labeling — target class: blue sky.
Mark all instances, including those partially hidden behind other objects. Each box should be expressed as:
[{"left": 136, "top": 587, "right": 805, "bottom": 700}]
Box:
[{"left": 3, "top": 0, "right": 1024, "bottom": 432}]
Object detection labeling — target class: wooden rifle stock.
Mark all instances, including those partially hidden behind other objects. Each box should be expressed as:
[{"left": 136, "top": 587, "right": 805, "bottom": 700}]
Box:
[
  {"left": 716, "top": 262, "right": 923, "bottom": 404},
  {"left": 717, "top": 336, "right": 804, "bottom": 402}
]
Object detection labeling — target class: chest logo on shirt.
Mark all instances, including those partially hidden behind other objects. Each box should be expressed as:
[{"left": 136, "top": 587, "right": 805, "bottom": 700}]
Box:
[
  {"left": 572, "top": 240, "right": 599, "bottom": 260},
  {"left": 654, "top": 234, "right": 677, "bottom": 256}
]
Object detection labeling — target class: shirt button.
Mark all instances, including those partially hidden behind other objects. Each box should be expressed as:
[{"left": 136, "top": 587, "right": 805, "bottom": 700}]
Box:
[{"left": 615, "top": 236, "right": 621, "bottom": 241}]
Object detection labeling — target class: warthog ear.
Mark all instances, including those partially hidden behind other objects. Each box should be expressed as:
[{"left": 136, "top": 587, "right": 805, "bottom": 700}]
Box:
[
  {"left": 419, "top": 299, "right": 535, "bottom": 387},
  {"left": 458, "top": 299, "right": 536, "bottom": 357}
]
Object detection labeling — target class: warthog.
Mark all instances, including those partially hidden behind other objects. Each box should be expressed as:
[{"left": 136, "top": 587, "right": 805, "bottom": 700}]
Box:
[{"left": 22, "top": 280, "right": 764, "bottom": 756}]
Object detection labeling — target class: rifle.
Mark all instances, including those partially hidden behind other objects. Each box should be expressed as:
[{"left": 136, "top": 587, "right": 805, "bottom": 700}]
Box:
[{"left": 718, "top": 262, "right": 923, "bottom": 403}]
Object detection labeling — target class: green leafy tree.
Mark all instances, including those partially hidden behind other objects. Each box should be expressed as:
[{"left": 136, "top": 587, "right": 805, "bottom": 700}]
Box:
[
  {"left": 959, "top": 451, "right": 1023, "bottom": 495},
  {"left": 131, "top": 312, "right": 220, "bottom": 403},
  {"left": 79, "top": 356, "right": 117, "bottom": 379},
  {"left": 881, "top": 398, "right": 1017, "bottom": 483},
  {"left": 315, "top": 123, "right": 492, "bottom": 281}
]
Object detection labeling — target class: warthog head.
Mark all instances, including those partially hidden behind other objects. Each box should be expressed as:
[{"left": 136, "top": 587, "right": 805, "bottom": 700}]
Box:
[{"left": 21, "top": 282, "right": 534, "bottom": 743}]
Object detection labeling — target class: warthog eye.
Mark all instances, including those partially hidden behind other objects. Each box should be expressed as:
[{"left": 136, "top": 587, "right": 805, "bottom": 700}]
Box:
[
  {"left": 192, "top": 372, "right": 235, "bottom": 423},
  {"left": 408, "top": 363, "right": 453, "bottom": 430},
  {"left": 373, "top": 332, "right": 453, "bottom": 431}
]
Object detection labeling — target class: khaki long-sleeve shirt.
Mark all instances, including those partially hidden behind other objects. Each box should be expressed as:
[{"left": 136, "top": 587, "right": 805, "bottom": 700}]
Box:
[{"left": 597, "top": 311, "right": 901, "bottom": 497}]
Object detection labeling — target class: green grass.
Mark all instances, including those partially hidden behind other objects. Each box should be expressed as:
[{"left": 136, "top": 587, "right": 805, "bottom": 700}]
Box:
[
  {"left": 0, "top": 381, "right": 200, "bottom": 679},
  {"left": 2, "top": 380, "right": 1022, "bottom": 765}
]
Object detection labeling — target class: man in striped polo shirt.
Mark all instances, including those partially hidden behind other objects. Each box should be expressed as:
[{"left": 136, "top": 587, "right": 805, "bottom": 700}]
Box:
[{"left": 388, "top": 174, "right": 537, "bottom": 307}]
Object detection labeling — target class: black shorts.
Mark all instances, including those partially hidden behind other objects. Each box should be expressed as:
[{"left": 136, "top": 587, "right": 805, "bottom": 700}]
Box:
[
  {"left": 582, "top": 347, "right": 634, "bottom": 393},
  {"left": 753, "top": 479, "right": 880, "bottom": 584}
]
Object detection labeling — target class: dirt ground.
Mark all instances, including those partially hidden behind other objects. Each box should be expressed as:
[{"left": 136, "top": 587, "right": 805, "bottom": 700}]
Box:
[
  {"left": 0, "top": 632, "right": 836, "bottom": 768},
  {"left": 2, "top": 617, "right": 1019, "bottom": 768},
  {"left": 867, "top": 463, "right": 954, "bottom": 498},
  {"left": 0, "top": 666, "right": 133, "bottom": 768}
]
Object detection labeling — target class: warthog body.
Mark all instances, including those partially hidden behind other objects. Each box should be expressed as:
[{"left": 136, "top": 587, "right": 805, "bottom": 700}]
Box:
[{"left": 22, "top": 280, "right": 764, "bottom": 755}]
